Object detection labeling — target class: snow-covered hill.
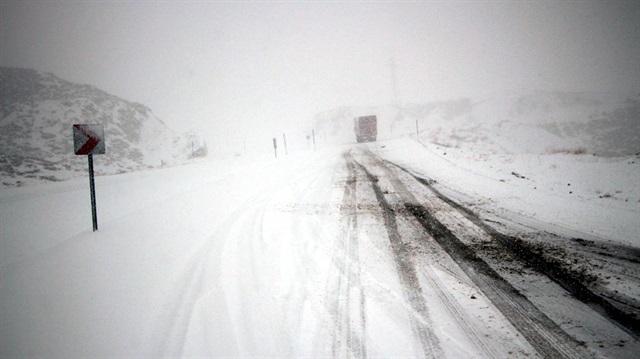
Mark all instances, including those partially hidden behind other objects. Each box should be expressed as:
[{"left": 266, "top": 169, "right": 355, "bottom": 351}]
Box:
[
  {"left": 315, "top": 91, "right": 640, "bottom": 156},
  {"left": 0, "top": 67, "right": 207, "bottom": 187}
]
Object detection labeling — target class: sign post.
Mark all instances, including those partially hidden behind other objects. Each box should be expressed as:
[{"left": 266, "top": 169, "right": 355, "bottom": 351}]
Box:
[
  {"left": 88, "top": 154, "right": 98, "bottom": 231},
  {"left": 282, "top": 133, "right": 288, "bottom": 156},
  {"left": 73, "top": 124, "right": 105, "bottom": 232},
  {"left": 272, "top": 137, "right": 277, "bottom": 159}
]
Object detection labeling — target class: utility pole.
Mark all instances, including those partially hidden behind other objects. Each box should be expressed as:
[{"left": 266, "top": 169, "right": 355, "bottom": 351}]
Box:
[
  {"left": 312, "top": 129, "right": 316, "bottom": 151},
  {"left": 415, "top": 118, "right": 419, "bottom": 141}
]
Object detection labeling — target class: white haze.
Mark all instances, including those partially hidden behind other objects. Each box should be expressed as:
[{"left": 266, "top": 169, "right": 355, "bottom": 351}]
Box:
[{"left": 1, "top": 1, "right": 639, "bottom": 153}]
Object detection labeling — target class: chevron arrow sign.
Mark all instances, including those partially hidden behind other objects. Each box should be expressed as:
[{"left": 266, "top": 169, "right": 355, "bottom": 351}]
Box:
[{"left": 73, "top": 124, "right": 105, "bottom": 155}]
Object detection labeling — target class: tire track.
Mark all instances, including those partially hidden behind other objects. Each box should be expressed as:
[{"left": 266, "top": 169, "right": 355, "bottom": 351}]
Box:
[
  {"left": 328, "top": 151, "right": 367, "bottom": 358},
  {"left": 422, "top": 264, "right": 499, "bottom": 359},
  {"left": 152, "top": 167, "right": 327, "bottom": 357},
  {"left": 150, "top": 195, "right": 267, "bottom": 357},
  {"left": 397, "top": 162, "right": 640, "bottom": 339},
  {"left": 225, "top": 164, "right": 335, "bottom": 356},
  {"left": 345, "top": 152, "right": 367, "bottom": 359},
  {"left": 360, "top": 151, "right": 591, "bottom": 359},
  {"left": 352, "top": 157, "right": 443, "bottom": 358}
]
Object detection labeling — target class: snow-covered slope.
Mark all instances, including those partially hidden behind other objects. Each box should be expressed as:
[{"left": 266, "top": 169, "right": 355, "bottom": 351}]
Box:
[
  {"left": 315, "top": 91, "right": 640, "bottom": 156},
  {"left": 0, "top": 67, "right": 206, "bottom": 187}
]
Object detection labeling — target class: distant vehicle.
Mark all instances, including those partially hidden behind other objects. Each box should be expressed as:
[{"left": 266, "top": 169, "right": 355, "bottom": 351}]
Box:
[{"left": 354, "top": 115, "right": 377, "bottom": 143}]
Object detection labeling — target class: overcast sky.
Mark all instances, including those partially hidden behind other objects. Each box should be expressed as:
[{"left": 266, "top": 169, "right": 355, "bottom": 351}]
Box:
[{"left": 2, "top": 1, "right": 639, "bottom": 147}]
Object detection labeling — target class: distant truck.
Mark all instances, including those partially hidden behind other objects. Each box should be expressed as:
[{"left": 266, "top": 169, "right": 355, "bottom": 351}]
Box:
[{"left": 354, "top": 115, "right": 377, "bottom": 143}]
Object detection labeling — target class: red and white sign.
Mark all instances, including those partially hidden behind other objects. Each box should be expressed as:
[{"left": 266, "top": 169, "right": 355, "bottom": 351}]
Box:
[{"left": 73, "top": 124, "right": 105, "bottom": 155}]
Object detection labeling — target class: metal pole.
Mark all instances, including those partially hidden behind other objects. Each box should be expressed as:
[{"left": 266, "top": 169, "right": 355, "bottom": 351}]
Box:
[
  {"left": 283, "top": 133, "right": 288, "bottom": 155},
  {"left": 415, "top": 119, "right": 419, "bottom": 140},
  {"left": 312, "top": 129, "right": 316, "bottom": 151},
  {"left": 88, "top": 154, "right": 98, "bottom": 232}
]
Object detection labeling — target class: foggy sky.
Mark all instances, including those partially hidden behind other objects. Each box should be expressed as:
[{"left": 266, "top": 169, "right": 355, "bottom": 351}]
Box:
[{"left": 2, "top": 1, "right": 639, "bottom": 148}]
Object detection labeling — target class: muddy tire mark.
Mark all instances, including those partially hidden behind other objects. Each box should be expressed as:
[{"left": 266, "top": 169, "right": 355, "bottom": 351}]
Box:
[
  {"left": 360, "top": 152, "right": 590, "bottom": 358},
  {"left": 353, "top": 157, "right": 443, "bottom": 358},
  {"left": 390, "top": 160, "right": 640, "bottom": 340}
]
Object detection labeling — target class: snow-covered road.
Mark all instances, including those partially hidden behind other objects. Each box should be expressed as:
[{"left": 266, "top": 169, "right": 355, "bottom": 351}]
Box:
[
  {"left": 151, "top": 148, "right": 542, "bottom": 358},
  {"left": 2, "top": 145, "right": 639, "bottom": 358}
]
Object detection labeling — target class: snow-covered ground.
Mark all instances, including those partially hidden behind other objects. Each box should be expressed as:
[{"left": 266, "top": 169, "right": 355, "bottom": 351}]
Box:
[
  {"left": 0, "top": 146, "right": 534, "bottom": 357},
  {"left": 2, "top": 139, "right": 639, "bottom": 358},
  {"left": 1, "top": 150, "right": 333, "bottom": 356},
  {"left": 373, "top": 137, "right": 640, "bottom": 247}
]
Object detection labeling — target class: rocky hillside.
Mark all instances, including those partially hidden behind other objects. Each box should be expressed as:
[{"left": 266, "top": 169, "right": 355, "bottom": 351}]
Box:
[
  {"left": 0, "top": 67, "right": 207, "bottom": 187},
  {"left": 314, "top": 91, "right": 640, "bottom": 156}
]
